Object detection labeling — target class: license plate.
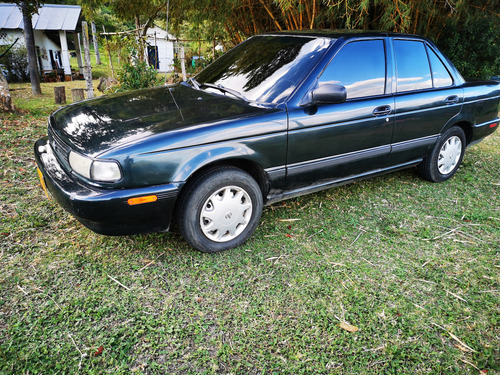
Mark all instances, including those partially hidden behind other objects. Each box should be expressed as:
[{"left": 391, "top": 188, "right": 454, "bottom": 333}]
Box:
[{"left": 37, "top": 167, "right": 50, "bottom": 199}]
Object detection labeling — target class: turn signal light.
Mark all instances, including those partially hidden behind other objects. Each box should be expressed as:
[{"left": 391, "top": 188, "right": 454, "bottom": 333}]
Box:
[{"left": 127, "top": 195, "right": 158, "bottom": 205}]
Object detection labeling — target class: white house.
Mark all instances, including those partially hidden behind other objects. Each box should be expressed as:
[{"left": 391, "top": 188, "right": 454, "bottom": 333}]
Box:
[
  {"left": 0, "top": 3, "right": 83, "bottom": 80},
  {"left": 145, "top": 26, "right": 176, "bottom": 73}
]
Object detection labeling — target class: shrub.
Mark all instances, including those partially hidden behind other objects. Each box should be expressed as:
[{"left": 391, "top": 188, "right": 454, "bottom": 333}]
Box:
[
  {"left": 0, "top": 44, "right": 29, "bottom": 83},
  {"left": 438, "top": 15, "right": 499, "bottom": 81},
  {"left": 116, "top": 60, "right": 160, "bottom": 91}
]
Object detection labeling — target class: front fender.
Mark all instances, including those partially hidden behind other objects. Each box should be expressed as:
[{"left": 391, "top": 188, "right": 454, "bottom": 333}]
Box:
[{"left": 127, "top": 132, "right": 287, "bottom": 186}]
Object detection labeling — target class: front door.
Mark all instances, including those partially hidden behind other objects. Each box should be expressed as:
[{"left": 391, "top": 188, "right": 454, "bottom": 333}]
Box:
[{"left": 286, "top": 39, "right": 394, "bottom": 193}]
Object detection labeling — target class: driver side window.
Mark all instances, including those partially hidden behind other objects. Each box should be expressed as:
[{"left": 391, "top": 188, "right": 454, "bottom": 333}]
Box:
[{"left": 319, "top": 40, "right": 386, "bottom": 100}]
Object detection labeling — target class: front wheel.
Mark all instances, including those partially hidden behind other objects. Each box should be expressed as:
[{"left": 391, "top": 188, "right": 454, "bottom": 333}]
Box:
[
  {"left": 418, "top": 126, "right": 466, "bottom": 182},
  {"left": 178, "top": 167, "right": 263, "bottom": 253}
]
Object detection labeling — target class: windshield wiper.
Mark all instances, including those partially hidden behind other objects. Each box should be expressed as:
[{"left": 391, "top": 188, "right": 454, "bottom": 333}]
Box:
[{"left": 202, "top": 83, "right": 248, "bottom": 101}]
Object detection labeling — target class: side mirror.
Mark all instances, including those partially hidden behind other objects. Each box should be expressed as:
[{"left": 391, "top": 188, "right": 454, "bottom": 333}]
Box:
[{"left": 301, "top": 83, "right": 347, "bottom": 106}]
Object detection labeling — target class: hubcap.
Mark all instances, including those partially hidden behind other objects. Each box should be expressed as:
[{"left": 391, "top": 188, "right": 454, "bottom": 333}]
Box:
[
  {"left": 438, "top": 135, "right": 462, "bottom": 175},
  {"left": 200, "top": 186, "right": 253, "bottom": 242}
]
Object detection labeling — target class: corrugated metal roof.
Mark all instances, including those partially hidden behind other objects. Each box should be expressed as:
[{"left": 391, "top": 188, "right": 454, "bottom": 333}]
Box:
[
  {"left": 0, "top": 4, "right": 23, "bottom": 29},
  {"left": 0, "top": 3, "right": 81, "bottom": 31}
]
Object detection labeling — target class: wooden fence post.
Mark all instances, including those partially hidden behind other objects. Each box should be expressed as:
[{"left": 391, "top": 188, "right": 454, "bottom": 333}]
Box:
[
  {"left": 102, "top": 25, "right": 115, "bottom": 79},
  {"left": 82, "top": 21, "right": 94, "bottom": 99},
  {"left": 54, "top": 86, "right": 66, "bottom": 104},
  {"left": 91, "top": 22, "right": 101, "bottom": 65},
  {"left": 180, "top": 46, "right": 187, "bottom": 81},
  {"left": 71, "top": 88, "right": 85, "bottom": 102}
]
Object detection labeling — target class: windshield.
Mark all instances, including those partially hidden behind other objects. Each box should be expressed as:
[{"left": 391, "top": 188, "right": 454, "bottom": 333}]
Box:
[{"left": 195, "top": 35, "right": 331, "bottom": 104}]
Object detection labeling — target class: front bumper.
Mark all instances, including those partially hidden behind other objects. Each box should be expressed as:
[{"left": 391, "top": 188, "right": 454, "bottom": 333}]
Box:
[{"left": 34, "top": 137, "right": 182, "bottom": 235}]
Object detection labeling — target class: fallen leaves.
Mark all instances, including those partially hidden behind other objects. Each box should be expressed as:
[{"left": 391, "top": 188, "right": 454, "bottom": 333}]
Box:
[
  {"left": 94, "top": 346, "right": 104, "bottom": 357},
  {"left": 339, "top": 322, "right": 359, "bottom": 333}
]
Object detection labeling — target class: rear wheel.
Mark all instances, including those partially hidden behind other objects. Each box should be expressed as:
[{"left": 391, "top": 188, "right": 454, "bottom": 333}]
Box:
[
  {"left": 178, "top": 167, "right": 263, "bottom": 253},
  {"left": 418, "top": 126, "right": 466, "bottom": 182}
]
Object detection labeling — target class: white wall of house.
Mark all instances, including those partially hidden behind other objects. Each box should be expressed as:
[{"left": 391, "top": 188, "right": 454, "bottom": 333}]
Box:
[
  {"left": 0, "top": 29, "right": 63, "bottom": 72},
  {"left": 146, "top": 27, "right": 175, "bottom": 72},
  {"left": 0, "top": 29, "right": 23, "bottom": 46},
  {"left": 33, "top": 31, "right": 62, "bottom": 71}
]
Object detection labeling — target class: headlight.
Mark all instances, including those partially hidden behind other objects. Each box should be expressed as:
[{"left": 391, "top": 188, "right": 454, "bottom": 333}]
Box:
[
  {"left": 91, "top": 160, "right": 121, "bottom": 182},
  {"left": 68, "top": 151, "right": 122, "bottom": 182},
  {"left": 68, "top": 151, "right": 92, "bottom": 179}
]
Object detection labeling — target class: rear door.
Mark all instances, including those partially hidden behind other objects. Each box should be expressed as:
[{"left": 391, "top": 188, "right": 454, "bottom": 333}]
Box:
[{"left": 391, "top": 39, "right": 463, "bottom": 163}]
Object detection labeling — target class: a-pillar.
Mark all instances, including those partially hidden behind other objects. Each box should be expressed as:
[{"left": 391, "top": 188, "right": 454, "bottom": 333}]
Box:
[{"left": 58, "top": 30, "right": 72, "bottom": 78}]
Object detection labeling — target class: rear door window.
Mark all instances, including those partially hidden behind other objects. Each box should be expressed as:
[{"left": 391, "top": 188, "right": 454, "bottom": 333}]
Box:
[
  {"left": 394, "top": 40, "right": 432, "bottom": 92},
  {"left": 427, "top": 47, "right": 453, "bottom": 88}
]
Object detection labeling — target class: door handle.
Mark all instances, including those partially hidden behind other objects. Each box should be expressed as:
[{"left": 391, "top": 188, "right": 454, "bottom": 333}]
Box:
[
  {"left": 373, "top": 105, "right": 392, "bottom": 116},
  {"left": 445, "top": 95, "right": 459, "bottom": 105}
]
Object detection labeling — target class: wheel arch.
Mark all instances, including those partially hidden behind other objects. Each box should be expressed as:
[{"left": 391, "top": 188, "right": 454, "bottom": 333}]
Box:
[
  {"left": 172, "top": 158, "right": 270, "bottom": 223},
  {"left": 190, "top": 158, "right": 270, "bottom": 197},
  {"left": 453, "top": 121, "right": 474, "bottom": 145},
  {"left": 442, "top": 120, "right": 474, "bottom": 145}
]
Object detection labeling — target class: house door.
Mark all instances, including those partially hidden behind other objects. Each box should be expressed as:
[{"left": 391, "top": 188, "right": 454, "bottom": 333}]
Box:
[
  {"left": 49, "top": 50, "right": 56, "bottom": 69},
  {"left": 148, "top": 46, "right": 159, "bottom": 69}
]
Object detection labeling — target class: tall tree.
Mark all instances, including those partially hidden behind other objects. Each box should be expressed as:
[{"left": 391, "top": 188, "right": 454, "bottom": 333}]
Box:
[
  {"left": 17, "top": 1, "right": 42, "bottom": 95},
  {"left": 76, "top": 0, "right": 498, "bottom": 79},
  {"left": 80, "top": 0, "right": 169, "bottom": 62},
  {"left": 165, "top": 0, "right": 478, "bottom": 43}
]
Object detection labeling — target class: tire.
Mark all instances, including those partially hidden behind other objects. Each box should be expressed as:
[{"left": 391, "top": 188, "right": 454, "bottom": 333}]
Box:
[
  {"left": 418, "top": 126, "right": 466, "bottom": 182},
  {"left": 178, "top": 167, "right": 263, "bottom": 253}
]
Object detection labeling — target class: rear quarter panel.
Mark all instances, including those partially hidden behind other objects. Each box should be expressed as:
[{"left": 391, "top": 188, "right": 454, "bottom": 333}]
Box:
[
  {"left": 460, "top": 80, "right": 500, "bottom": 142},
  {"left": 462, "top": 81, "right": 500, "bottom": 124}
]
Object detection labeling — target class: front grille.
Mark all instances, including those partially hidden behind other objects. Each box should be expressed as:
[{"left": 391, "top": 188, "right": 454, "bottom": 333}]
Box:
[{"left": 48, "top": 121, "right": 72, "bottom": 172}]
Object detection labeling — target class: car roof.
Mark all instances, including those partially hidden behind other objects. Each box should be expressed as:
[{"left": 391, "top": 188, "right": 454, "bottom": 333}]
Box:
[{"left": 265, "top": 29, "right": 427, "bottom": 41}]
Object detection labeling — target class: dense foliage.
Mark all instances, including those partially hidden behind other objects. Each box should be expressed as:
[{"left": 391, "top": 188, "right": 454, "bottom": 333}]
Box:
[
  {"left": 439, "top": 15, "right": 499, "bottom": 80},
  {"left": 117, "top": 60, "right": 160, "bottom": 91},
  {"left": 0, "top": 43, "right": 29, "bottom": 83},
  {"left": 164, "top": 0, "right": 499, "bottom": 80},
  {"left": 78, "top": 0, "right": 500, "bottom": 80}
]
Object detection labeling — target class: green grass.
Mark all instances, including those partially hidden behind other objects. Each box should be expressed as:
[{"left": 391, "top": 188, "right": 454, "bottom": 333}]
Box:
[
  {"left": 0, "top": 89, "right": 499, "bottom": 374},
  {"left": 69, "top": 44, "right": 119, "bottom": 79},
  {"left": 8, "top": 80, "right": 104, "bottom": 116}
]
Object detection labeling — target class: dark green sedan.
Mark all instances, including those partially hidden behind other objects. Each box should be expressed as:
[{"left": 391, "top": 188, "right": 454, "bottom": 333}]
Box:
[{"left": 35, "top": 31, "right": 500, "bottom": 252}]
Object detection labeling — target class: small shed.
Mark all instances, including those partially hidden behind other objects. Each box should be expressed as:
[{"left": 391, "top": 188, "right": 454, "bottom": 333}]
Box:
[
  {"left": 145, "top": 26, "right": 175, "bottom": 73},
  {"left": 0, "top": 3, "right": 83, "bottom": 80}
]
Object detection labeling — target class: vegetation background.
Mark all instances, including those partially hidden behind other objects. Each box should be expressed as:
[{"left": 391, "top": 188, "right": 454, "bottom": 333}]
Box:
[{"left": 1, "top": 0, "right": 499, "bottom": 82}]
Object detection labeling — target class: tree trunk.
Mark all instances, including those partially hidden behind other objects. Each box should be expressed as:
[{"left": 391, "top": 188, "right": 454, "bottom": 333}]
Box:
[
  {"left": 20, "top": 2, "right": 41, "bottom": 95},
  {"left": 135, "top": 15, "right": 145, "bottom": 63},
  {"left": 0, "top": 71, "right": 15, "bottom": 112}
]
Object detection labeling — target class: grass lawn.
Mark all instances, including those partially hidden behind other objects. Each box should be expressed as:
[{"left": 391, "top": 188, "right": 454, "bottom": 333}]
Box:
[{"left": 0, "top": 85, "right": 499, "bottom": 374}]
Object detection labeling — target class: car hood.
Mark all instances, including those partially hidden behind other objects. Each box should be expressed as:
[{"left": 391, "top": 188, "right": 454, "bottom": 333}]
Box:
[{"left": 50, "top": 84, "right": 271, "bottom": 157}]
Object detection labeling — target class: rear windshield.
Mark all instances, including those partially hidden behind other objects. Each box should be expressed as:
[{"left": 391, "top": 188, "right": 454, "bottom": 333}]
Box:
[{"left": 196, "top": 35, "right": 331, "bottom": 104}]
